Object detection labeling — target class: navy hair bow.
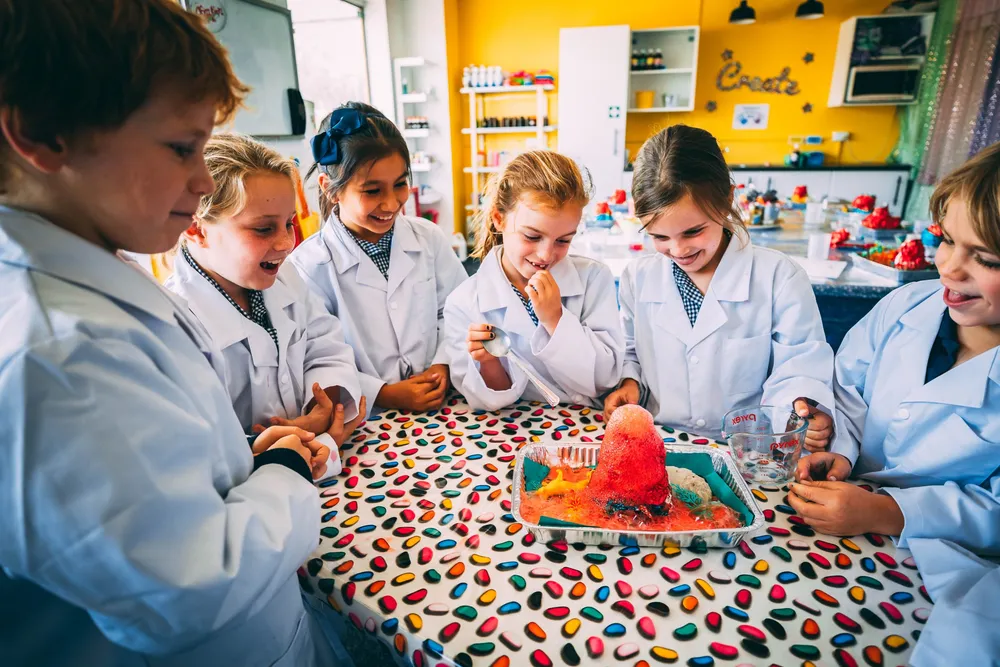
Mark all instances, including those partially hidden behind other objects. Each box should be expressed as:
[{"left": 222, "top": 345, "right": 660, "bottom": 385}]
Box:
[{"left": 311, "top": 108, "right": 366, "bottom": 166}]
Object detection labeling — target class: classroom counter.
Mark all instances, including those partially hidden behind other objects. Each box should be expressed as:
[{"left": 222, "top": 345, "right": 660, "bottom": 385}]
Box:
[{"left": 302, "top": 398, "right": 931, "bottom": 667}]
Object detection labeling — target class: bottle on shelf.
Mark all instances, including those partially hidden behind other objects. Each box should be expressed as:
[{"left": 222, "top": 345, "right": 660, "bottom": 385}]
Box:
[
  {"left": 401, "top": 77, "right": 409, "bottom": 94},
  {"left": 645, "top": 49, "right": 655, "bottom": 70},
  {"left": 654, "top": 49, "right": 663, "bottom": 70},
  {"left": 462, "top": 66, "right": 470, "bottom": 88}
]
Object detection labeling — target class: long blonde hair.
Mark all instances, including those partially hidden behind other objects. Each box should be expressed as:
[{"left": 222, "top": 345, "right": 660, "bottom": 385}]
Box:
[{"left": 472, "top": 150, "right": 591, "bottom": 260}]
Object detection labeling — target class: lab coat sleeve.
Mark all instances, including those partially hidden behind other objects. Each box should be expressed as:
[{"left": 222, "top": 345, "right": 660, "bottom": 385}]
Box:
[
  {"left": 882, "top": 471, "right": 1000, "bottom": 555},
  {"left": 761, "top": 268, "right": 835, "bottom": 417},
  {"left": 301, "top": 288, "right": 362, "bottom": 423},
  {"left": 907, "top": 538, "right": 1000, "bottom": 667},
  {"left": 0, "top": 337, "right": 320, "bottom": 655},
  {"left": 829, "top": 291, "right": 893, "bottom": 466},
  {"left": 530, "top": 263, "right": 625, "bottom": 399},
  {"left": 443, "top": 289, "right": 528, "bottom": 411},
  {"left": 431, "top": 228, "right": 470, "bottom": 368}
]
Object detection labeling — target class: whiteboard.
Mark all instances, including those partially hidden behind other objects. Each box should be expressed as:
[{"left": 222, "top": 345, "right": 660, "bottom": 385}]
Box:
[{"left": 198, "top": 0, "right": 301, "bottom": 136}]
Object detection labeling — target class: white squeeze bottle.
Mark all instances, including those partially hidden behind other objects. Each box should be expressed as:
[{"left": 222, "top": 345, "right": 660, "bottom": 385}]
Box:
[{"left": 462, "top": 66, "right": 470, "bottom": 88}]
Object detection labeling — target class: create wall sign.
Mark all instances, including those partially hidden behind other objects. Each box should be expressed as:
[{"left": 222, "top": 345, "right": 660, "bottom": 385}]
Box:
[{"left": 716, "top": 50, "right": 800, "bottom": 96}]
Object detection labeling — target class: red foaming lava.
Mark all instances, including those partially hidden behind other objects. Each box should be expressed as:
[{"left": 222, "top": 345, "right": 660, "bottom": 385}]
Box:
[
  {"left": 519, "top": 464, "right": 742, "bottom": 531},
  {"left": 588, "top": 405, "right": 672, "bottom": 509}
]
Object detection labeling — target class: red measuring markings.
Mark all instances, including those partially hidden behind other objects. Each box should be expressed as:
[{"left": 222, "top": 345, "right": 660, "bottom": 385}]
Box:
[
  {"left": 769, "top": 439, "right": 799, "bottom": 452},
  {"left": 731, "top": 413, "right": 757, "bottom": 425}
]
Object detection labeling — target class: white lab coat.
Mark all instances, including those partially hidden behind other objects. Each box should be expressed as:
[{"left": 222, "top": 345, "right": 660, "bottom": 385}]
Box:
[
  {"left": 0, "top": 207, "right": 331, "bottom": 667},
  {"left": 290, "top": 214, "right": 467, "bottom": 415},
  {"left": 831, "top": 280, "right": 1000, "bottom": 554},
  {"left": 165, "top": 256, "right": 362, "bottom": 431},
  {"left": 907, "top": 538, "right": 1000, "bottom": 666},
  {"left": 443, "top": 247, "right": 625, "bottom": 410},
  {"left": 619, "top": 238, "right": 835, "bottom": 438}
]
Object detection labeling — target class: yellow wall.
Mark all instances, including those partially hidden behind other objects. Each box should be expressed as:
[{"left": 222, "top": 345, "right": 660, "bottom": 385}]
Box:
[{"left": 445, "top": 0, "right": 903, "bottom": 233}]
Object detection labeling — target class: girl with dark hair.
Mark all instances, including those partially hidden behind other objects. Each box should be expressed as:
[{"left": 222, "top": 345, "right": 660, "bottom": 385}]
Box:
[{"left": 290, "top": 102, "right": 467, "bottom": 415}]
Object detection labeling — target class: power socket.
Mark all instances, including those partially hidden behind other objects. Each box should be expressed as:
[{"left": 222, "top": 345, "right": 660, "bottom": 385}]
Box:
[{"left": 831, "top": 131, "right": 851, "bottom": 142}]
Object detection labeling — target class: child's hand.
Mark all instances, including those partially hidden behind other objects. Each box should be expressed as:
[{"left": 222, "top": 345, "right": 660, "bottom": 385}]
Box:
[
  {"left": 793, "top": 397, "right": 834, "bottom": 452},
  {"left": 467, "top": 324, "right": 499, "bottom": 364},
  {"left": 267, "top": 383, "right": 335, "bottom": 434},
  {"left": 603, "top": 379, "right": 641, "bottom": 423},
  {"left": 250, "top": 425, "right": 316, "bottom": 455},
  {"left": 304, "top": 436, "right": 331, "bottom": 480},
  {"left": 786, "top": 480, "right": 905, "bottom": 537},
  {"left": 327, "top": 396, "right": 367, "bottom": 447},
  {"left": 377, "top": 373, "right": 447, "bottom": 412},
  {"left": 417, "top": 364, "right": 451, "bottom": 401},
  {"left": 795, "top": 451, "right": 852, "bottom": 482},
  {"left": 527, "top": 271, "right": 562, "bottom": 334}
]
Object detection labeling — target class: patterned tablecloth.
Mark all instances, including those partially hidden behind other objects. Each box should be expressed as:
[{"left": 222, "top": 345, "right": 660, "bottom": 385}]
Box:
[{"left": 302, "top": 399, "right": 929, "bottom": 667}]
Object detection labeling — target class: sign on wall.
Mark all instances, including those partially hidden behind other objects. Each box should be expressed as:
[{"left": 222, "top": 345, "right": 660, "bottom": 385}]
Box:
[
  {"left": 733, "top": 103, "right": 769, "bottom": 130},
  {"left": 716, "top": 50, "right": 800, "bottom": 96}
]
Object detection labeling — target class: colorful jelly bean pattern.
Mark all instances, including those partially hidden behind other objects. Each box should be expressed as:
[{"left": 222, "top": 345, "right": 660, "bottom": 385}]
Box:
[{"left": 303, "top": 398, "right": 928, "bottom": 666}]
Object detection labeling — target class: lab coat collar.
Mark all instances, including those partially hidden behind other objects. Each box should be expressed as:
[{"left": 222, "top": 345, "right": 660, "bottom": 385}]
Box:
[
  {"left": 0, "top": 206, "right": 178, "bottom": 323},
  {"left": 171, "top": 255, "right": 282, "bottom": 367},
  {"left": 899, "top": 285, "right": 1000, "bottom": 408},
  {"left": 387, "top": 216, "right": 423, "bottom": 297},
  {"left": 707, "top": 234, "right": 753, "bottom": 304}
]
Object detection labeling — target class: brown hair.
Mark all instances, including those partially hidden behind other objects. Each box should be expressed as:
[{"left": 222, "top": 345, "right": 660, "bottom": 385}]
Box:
[
  {"left": 307, "top": 102, "right": 410, "bottom": 220},
  {"left": 197, "top": 133, "right": 297, "bottom": 223},
  {"left": 472, "top": 150, "right": 592, "bottom": 260},
  {"left": 0, "top": 0, "right": 248, "bottom": 194},
  {"left": 632, "top": 125, "right": 746, "bottom": 242},
  {"left": 930, "top": 141, "right": 1000, "bottom": 256}
]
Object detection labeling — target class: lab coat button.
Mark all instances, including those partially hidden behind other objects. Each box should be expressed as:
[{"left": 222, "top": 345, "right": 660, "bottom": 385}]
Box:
[
  {"left": 695, "top": 418, "right": 706, "bottom": 428},
  {"left": 280, "top": 373, "right": 290, "bottom": 385},
  {"left": 390, "top": 302, "right": 399, "bottom": 311},
  {"left": 572, "top": 395, "right": 584, "bottom": 403},
  {"left": 690, "top": 356, "right": 700, "bottom": 365},
  {"left": 896, "top": 408, "right": 910, "bottom": 420}
]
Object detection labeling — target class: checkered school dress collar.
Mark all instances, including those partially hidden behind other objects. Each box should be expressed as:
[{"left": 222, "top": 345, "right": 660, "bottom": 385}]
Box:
[{"left": 181, "top": 244, "right": 279, "bottom": 351}]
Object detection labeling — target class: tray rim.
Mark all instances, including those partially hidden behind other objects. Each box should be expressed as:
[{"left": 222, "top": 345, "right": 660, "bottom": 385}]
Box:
[{"left": 511, "top": 441, "right": 766, "bottom": 540}]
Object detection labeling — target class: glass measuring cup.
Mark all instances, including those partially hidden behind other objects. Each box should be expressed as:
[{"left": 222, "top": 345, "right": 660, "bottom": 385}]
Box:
[{"left": 721, "top": 405, "right": 807, "bottom": 484}]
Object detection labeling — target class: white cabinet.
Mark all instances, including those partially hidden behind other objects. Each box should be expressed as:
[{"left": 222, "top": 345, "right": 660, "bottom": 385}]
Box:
[
  {"left": 558, "top": 25, "right": 631, "bottom": 202},
  {"left": 828, "top": 14, "right": 935, "bottom": 107}
]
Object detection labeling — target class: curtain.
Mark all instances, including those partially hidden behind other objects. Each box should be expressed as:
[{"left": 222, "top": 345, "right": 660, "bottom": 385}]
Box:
[{"left": 919, "top": 0, "right": 1000, "bottom": 185}]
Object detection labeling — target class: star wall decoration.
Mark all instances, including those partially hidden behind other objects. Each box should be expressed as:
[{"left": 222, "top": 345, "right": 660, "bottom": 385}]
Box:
[
  {"left": 722, "top": 49, "right": 734, "bottom": 61},
  {"left": 802, "top": 102, "right": 813, "bottom": 113},
  {"left": 706, "top": 100, "right": 718, "bottom": 112},
  {"left": 803, "top": 52, "right": 815, "bottom": 64}
]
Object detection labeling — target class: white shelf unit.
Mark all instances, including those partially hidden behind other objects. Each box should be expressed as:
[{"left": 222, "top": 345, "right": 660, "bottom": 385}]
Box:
[
  {"left": 401, "top": 128, "right": 429, "bottom": 139},
  {"left": 628, "top": 27, "right": 699, "bottom": 113},
  {"left": 394, "top": 57, "right": 432, "bottom": 177},
  {"left": 411, "top": 162, "right": 433, "bottom": 172},
  {"left": 461, "top": 125, "right": 558, "bottom": 135},
  {"left": 463, "top": 84, "right": 556, "bottom": 212}
]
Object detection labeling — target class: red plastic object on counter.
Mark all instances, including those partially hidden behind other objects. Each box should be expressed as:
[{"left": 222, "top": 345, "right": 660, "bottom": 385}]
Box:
[{"left": 862, "top": 206, "right": 902, "bottom": 230}]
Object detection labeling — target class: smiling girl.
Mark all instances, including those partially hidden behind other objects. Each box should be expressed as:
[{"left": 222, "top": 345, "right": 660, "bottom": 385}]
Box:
[
  {"left": 604, "top": 125, "right": 835, "bottom": 444},
  {"left": 165, "top": 133, "right": 364, "bottom": 475},
  {"left": 290, "top": 102, "right": 467, "bottom": 416},
  {"left": 443, "top": 150, "right": 624, "bottom": 410}
]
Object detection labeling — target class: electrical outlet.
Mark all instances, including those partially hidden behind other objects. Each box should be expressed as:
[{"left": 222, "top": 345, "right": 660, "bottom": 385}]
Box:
[
  {"left": 804, "top": 135, "right": 823, "bottom": 145},
  {"left": 831, "top": 131, "right": 851, "bottom": 142}
]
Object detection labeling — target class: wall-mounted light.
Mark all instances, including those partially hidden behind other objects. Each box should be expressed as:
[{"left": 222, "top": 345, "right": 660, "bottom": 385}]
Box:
[
  {"left": 795, "top": 0, "right": 825, "bottom": 20},
  {"left": 729, "top": 1, "right": 757, "bottom": 25}
]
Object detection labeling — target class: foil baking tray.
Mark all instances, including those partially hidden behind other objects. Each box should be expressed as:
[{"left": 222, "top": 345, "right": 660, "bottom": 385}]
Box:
[
  {"left": 512, "top": 443, "right": 765, "bottom": 549},
  {"left": 848, "top": 253, "right": 939, "bottom": 284}
]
